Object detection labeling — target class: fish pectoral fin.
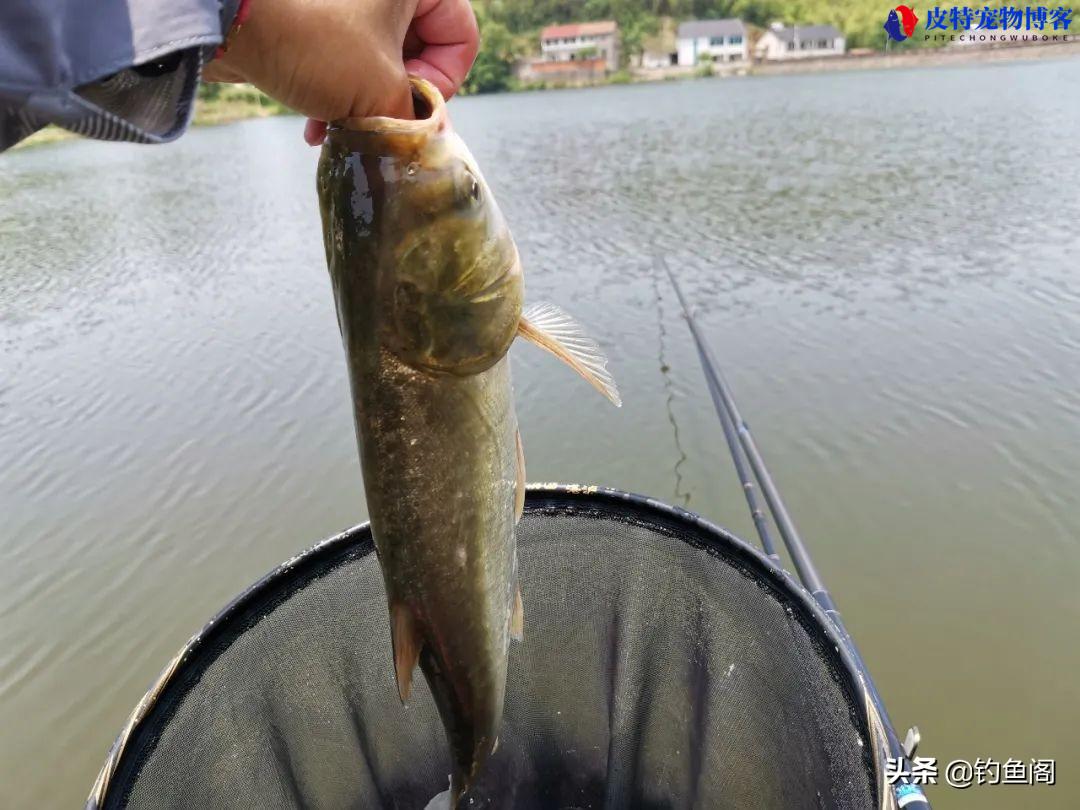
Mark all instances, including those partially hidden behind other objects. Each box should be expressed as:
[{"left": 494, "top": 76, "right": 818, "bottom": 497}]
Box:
[
  {"left": 391, "top": 603, "right": 423, "bottom": 703},
  {"left": 517, "top": 302, "right": 622, "bottom": 407},
  {"left": 511, "top": 585, "right": 524, "bottom": 642},
  {"left": 514, "top": 429, "right": 526, "bottom": 525}
]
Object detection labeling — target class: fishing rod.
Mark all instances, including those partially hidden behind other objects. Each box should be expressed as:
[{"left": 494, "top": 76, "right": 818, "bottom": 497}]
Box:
[
  {"left": 659, "top": 256, "right": 930, "bottom": 810},
  {"left": 657, "top": 258, "right": 779, "bottom": 560},
  {"left": 661, "top": 257, "right": 823, "bottom": 591}
]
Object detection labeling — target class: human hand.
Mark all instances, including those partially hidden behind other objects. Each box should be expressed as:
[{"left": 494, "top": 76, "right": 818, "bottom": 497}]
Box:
[{"left": 202, "top": 0, "right": 479, "bottom": 144}]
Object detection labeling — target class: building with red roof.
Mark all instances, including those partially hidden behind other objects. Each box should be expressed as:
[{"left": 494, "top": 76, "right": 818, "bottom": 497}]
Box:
[{"left": 539, "top": 20, "right": 620, "bottom": 72}]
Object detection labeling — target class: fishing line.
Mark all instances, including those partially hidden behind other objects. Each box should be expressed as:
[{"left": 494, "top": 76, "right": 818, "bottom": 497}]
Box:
[
  {"left": 655, "top": 253, "right": 779, "bottom": 558},
  {"left": 661, "top": 253, "right": 930, "bottom": 809},
  {"left": 650, "top": 250, "right": 691, "bottom": 507}
]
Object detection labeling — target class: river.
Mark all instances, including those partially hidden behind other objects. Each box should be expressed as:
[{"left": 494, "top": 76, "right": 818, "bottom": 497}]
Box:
[{"left": 3, "top": 58, "right": 1079, "bottom": 808}]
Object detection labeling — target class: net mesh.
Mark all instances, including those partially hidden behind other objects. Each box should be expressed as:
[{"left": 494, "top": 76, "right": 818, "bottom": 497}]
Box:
[{"left": 93, "top": 488, "right": 878, "bottom": 810}]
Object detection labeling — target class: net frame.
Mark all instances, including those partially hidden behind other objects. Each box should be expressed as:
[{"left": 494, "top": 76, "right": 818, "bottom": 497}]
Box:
[{"left": 87, "top": 484, "right": 894, "bottom": 810}]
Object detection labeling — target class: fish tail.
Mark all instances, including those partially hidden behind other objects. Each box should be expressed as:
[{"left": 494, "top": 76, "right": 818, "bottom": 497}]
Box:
[
  {"left": 420, "top": 643, "right": 503, "bottom": 806},
  {"left": 447, "top": 739, "right": 492, "bottom": 809},
  {"left": 448, "top": 775, "right": 466, "bottom": 810}
]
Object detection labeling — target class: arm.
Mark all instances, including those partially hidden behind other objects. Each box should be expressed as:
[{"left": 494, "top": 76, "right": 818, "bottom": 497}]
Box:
[
  {"left": 1, "top": 0, "right": 479, "bottom": 153},
  {"left": 0, "top": 0, "right": 240, "bottom": 151}
]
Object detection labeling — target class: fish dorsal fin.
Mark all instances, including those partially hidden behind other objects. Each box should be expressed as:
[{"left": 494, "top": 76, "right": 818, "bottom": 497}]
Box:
[
  {"left": 517, "top": 303, "right": 622, "bottom": 407},
  {"left": 514, "top": 429, "right": 526, "bottom": 525},
  {"left": 391, "top": 603, "right": 423, "bottom": 703},
  {"left": 511, "top": 585, "right": 524, "bottom": 642}
]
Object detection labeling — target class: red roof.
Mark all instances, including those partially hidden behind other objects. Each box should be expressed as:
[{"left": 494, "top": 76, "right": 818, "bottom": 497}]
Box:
[{"left": 541, "top": 21, "right": 617, "bottom": 40}]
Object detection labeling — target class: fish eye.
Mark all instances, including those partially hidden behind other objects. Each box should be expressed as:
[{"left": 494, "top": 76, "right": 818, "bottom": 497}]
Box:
[{"left": 453, "top": 170, "right": 482, "bottom": 210}]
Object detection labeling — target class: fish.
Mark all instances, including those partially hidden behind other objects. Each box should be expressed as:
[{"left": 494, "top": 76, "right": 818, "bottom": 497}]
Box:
[
  {"left": 316, "top": 76, "right": 620, "bottom": 806},
  {"left": 883, "top": 9, "right": 904, "bottom": 42}
]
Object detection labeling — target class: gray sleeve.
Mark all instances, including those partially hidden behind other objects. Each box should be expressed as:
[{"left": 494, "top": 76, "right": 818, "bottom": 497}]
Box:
[{"left": 1, "top": 0, "right": 241, "bottom": 151}]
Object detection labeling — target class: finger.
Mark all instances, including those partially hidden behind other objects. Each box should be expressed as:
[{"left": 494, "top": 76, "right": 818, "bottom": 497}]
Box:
[
  {"left": 404, "top": 0, "right": 479, "bottom": 100},
  {"left": 376, "top": 69, "right": 417, "bottom": 119},
  {"left": 347, "top": 57, "right": 413, "bottom": 120},
  {"left": 305, "top": 119, "right": 327, "bottom": 146}
]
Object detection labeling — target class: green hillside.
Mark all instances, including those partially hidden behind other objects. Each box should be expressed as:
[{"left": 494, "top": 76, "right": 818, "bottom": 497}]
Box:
[
  {"left": 466, "top": 0, "right": 940, "bottom": 93},
  {"left": 473, "top": 0, "right": 914, "bottom": 53}
]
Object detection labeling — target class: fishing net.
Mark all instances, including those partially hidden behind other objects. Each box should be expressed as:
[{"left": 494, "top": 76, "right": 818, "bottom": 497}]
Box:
[{"left": 89, "top": 486, "right": 888, "bottom": 810}]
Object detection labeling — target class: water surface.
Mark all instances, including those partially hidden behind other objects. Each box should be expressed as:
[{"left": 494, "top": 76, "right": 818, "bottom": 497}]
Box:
[{"left": 3, "top": 59, "right": 1079, "bottom": 807}]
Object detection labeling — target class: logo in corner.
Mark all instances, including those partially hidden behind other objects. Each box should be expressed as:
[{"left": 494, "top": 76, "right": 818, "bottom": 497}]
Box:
[{"left": 884, "top": 5, "right": 920, "bottom": 41}]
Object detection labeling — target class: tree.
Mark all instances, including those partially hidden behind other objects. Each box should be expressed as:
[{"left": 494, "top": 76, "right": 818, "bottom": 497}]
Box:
[
  {"left": 581, "top": 0, "right": 660, "bottom": 66},
  {"left": 464, "top": 9, "right": 516, "bottom": 94},
  {"left": 618, "top": 13, "right": 660, "bottom": 66}
]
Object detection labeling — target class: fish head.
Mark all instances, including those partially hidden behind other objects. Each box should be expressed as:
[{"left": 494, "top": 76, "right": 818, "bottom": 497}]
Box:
[{"left": 329, "top": 78, "right": 523, "bottom": 377}]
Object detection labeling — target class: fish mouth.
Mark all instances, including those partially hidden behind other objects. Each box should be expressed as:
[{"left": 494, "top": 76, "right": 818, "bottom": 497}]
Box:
[{"left": 329, "top": 77, "right": 447, "bottom": 149}]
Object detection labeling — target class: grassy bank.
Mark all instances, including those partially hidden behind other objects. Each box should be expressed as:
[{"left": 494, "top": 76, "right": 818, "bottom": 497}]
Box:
[{"left": 192, "top": 83, "right": 290, "bottom": 124}]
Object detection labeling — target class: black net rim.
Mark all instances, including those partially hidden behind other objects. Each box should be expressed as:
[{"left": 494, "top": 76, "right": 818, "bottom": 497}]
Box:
[{"left": 87, "top": 484, "right": 886, "bottom": 809}]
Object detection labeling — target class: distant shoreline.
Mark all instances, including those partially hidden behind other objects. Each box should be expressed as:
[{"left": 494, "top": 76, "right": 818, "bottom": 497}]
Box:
[
  {"left": 747, "top": 37, "right": 1080, "bottom": 78},
  {"left": 13, "top": 40, "right": 1080, "bottom": 151},
  {"left": 544, "top": 38, "right": 1080, "bottom": 90}
]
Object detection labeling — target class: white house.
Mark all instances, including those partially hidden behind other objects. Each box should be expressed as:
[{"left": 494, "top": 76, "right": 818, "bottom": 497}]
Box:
[
  {"left": 640, "top": 50, "right": 675, "bottom": 69},
  {"left": 539, "top": 21, "right": 620, "bottom": 72},
  {"left": 676, "top": 19, "right": 748, "bottom": 66},
  {"left": 753, "top": 23, "right": 845, "bottom": 60}
]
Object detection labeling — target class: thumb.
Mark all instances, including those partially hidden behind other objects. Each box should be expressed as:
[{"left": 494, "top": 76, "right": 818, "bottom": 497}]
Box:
[
  {"left": 351, "top": 69, "right": 414, "bottom": 120},
  {"left": 307, "top": 73, "right": 414, "bottom": 145}
]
